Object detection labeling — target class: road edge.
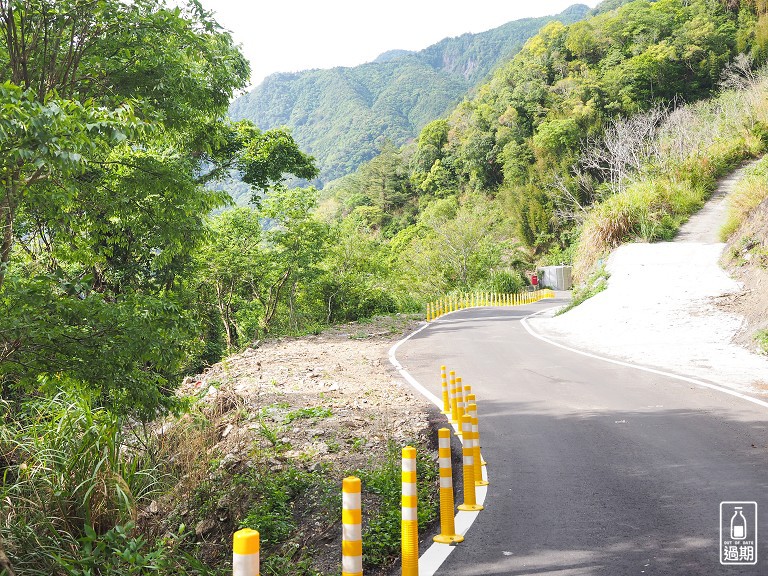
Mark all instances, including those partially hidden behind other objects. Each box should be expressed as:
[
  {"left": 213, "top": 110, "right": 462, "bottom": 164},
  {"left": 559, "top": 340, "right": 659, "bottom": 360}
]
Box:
[
  {"left": 388, "top": 316, "right": 488, "bottom": 576},
  {"left": 522, "top": 307, "right": 768, "bottom": 411}
]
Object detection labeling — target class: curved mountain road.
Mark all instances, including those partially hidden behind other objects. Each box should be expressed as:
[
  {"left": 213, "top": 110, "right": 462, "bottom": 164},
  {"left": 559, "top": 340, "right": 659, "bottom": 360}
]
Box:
[{"left": 396, "top": 298, "right": 768, "bottom": 575}]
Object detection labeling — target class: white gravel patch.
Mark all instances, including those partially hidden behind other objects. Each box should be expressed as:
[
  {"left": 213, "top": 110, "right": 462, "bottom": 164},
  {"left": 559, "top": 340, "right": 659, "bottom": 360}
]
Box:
[{"left": 529, "top": 241, "right": 768, "bottom": 392}]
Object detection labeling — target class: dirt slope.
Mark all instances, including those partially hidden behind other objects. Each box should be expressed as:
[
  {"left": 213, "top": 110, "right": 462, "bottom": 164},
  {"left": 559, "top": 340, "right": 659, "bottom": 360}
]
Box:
[
  {"left": 140, "top": 315, "right": 439, "bottom": 574},
  {"left": 720, "top": 195, "right": 768, "bottom": 353}
]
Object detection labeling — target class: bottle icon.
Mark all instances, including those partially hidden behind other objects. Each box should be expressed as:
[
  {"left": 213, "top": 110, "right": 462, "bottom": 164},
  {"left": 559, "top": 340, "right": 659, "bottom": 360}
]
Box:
[{"left": 731, "top": 507, "right": 747, "bottom": 540}]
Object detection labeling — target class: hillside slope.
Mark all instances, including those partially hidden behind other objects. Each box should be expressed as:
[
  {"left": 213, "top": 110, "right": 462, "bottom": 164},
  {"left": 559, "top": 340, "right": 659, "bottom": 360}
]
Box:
[
  {"left": 529, "top": 161, "right": 768, "bottom": 393},
  {"left": 228, "top": 4, "right": 590, "bottom": 186}
]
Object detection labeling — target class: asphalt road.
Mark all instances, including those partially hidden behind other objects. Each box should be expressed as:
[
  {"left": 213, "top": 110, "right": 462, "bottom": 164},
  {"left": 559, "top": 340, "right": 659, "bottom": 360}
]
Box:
[{"left": 396, "top": 297, "right": 768, "bottom": 575}]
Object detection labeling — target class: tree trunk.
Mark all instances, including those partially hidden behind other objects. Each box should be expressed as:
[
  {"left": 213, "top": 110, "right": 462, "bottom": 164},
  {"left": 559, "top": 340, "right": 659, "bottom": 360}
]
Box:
[
  {"left": 0, "top": 187, "right": 16, "bottom": 292},
  {"left": 215, "top": 283, "right": 233, "bottom": 351}
]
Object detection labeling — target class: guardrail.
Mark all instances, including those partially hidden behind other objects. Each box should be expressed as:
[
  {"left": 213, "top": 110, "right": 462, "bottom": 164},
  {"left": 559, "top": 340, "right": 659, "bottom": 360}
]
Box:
[
  {"left": 426, "top": 289, "right": 555, "bottom": 321},
  {"left": 232, "top": 366, "right": 487, "bottom": 576}
]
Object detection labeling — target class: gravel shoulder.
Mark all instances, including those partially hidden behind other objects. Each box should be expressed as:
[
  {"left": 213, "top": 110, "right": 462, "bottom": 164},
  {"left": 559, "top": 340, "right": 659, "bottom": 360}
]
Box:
[{"left": 529, "top": 162, "right": 768, "bottom": 395}]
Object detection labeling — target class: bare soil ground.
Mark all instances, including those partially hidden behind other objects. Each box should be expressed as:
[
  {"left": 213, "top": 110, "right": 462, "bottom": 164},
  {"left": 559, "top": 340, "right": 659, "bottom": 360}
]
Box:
[{"left": 138, "top": 314, "right": 441, "bottom": 575}]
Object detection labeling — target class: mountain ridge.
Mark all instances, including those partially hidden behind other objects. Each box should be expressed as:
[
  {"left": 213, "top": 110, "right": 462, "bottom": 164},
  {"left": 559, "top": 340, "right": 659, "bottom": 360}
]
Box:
[{"left": 228, "top": 4, "right": 591, "bottom": 187}]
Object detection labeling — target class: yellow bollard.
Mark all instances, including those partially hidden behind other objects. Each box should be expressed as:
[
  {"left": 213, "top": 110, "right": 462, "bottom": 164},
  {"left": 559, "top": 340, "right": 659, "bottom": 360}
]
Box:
[
  {"left": 449, "top": 371, "right": 458, "bottom": 424},
  {"left": 426, "top": 303, "right": 431, "bottom": 323},
  {"left": 466, "top": 404, "right": 489, "bottom": 487},
  {"left": 233, "top": 528, "right": 260, "bottom": 576},
  {"left": 342, "top": 476, "right": 363, "bottom": 576},
  {"left": 440, "top": 365, "right": 450, "bottom": 415},
  {"left": 466, "top": 395, "right": 486, "bottom": 467},
  {"left": 401, "top": 446, "right": 419, "bottom": 576},
  {"left": 433, "top": 428, "right": 464, "bottom": 544},
  {"left": 457, "top": 415, "right": 483, "bottom": 511},
  {"left": 455, "top": 376, "right": 465, "bottom": 434},
  {"left": 463, "top": 383, "right": 472, "bottom": 409}
]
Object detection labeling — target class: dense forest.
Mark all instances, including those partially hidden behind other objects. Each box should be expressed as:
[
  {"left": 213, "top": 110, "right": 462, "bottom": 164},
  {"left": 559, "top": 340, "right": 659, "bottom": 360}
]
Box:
[
  {"left": 228, "top": 4, "right": 591, "bottom": 187},
  {"left": 3, "top": 0, "right": 768, "bottom": 573}
]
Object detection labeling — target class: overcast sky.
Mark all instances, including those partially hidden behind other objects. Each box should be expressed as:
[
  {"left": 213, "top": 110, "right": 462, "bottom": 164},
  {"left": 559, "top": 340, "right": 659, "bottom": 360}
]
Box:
[{"left": 196, "top": 1, "right": 601, "bottom": 89}]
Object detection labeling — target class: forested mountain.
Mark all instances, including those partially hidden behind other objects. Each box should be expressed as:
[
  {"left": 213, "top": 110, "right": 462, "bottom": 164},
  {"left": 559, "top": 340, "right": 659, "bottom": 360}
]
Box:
[
  {"left": 229, "top": 4, "right": 591, "bottom": 185},
  {"left": 323, "top": 0, "right": 768, "bottom": 250}
]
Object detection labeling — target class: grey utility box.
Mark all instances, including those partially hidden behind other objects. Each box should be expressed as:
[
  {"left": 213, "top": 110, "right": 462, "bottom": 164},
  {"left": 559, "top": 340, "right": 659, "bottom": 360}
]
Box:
[{"left": 538, "top": 266, "right": 573, "bottom": 291}]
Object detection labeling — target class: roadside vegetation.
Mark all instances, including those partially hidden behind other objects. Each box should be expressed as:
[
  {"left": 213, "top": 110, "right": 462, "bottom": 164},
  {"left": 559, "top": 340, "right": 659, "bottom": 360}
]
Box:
[
  {"left": 575, "top": 64, "right": 768, "bottom": 278},
  {"left": 1, "top": 384, "right": 438, "bottom": 575},
  {"left": 721, "top": 154, "right": 768, "bottom": 239}
]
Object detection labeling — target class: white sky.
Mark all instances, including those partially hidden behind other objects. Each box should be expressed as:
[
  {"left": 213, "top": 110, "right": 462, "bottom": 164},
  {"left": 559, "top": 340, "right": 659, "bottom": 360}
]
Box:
[{"left": 196, "top": 1, "right": 601, "bottom": 89}]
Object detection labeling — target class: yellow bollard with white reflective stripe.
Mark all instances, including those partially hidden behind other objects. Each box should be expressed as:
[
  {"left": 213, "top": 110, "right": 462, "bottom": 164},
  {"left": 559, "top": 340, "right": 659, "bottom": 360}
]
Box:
[
  {"left": 440, "top": 365, "right": 450, "bottom": 415},
  {"left": 401, "top": 446, "right": 419, "bottom": 576},
  {"left": 449, "top": 371, "right": 458, "bottom": 424},
  {"left": 457, "top": 415, "right": 483, "bottom": 511},
  {"left": 455, "top": 376, "right": 465, "bottom": 435},
  {"left": 467, "top": 404, "right": 488, "bottom": 487},
  {"left": 342, "top": 476, "right": 363, "bottom": 576},
  {"left": 233, "top": 529, "right": 260, "bottom": 576},
  {"left": 466, "top": 394, "right": 487, "bottom": 467},
  {"left": 433, "top": 428, "right": 463, "bottom": 544}
]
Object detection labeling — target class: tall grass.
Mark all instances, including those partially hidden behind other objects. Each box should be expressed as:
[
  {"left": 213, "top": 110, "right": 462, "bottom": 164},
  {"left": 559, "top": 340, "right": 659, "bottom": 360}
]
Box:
[{"left": 0, "top": 391, "right": 167, "bottom": 574}]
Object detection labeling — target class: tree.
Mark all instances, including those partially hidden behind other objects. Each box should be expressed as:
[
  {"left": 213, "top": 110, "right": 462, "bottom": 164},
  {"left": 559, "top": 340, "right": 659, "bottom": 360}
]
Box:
[
  {"left": 196, "top": 208, "right": 263, "bottom": 352},
  {"left": 400, "top": 197, "right": 511, "bottom": 291},
  {"left": 196, "top": 187, "right": 328, "bottom": 350},
  {"left": 0, "top": 1, "right": 314, "bottom": 418}
]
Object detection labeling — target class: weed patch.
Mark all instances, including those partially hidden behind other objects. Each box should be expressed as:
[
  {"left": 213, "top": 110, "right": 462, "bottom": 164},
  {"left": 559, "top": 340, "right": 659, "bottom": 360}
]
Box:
[
  {"left": 558, "top": 264, "right": 610, "bottom": 315},
  {"left": 355, "top": 440, "right": 438, "bottom": 571},
  {"left": 756, "top": 330, "right": 768, "bottom": 355}
]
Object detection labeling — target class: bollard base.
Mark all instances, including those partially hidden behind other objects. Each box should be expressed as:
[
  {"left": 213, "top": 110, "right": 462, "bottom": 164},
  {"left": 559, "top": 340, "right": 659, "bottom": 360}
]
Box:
[
  {"left": 474, "top": 479, "right": 489, "bottom": 486},
  {"left": 457, "top": 503, "right": 484, "bottom": 511},
  {"left": 481, "top": 458, "right": 487, "bottom": 466},
  {"left": 433, "top": 533, "right": 465, "bottom": 544}
]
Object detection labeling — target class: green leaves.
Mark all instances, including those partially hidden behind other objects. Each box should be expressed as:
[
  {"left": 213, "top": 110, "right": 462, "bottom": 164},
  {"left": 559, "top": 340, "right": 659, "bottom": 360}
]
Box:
[
  {"left": 236, "top": 125, "right": 319, "bottom": 197},
  {"left": 0, "top": 82, "right": 138, "bottom": 177}
]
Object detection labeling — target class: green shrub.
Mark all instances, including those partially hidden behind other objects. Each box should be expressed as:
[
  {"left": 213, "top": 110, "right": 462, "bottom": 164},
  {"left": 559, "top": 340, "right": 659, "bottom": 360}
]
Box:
[
  {"left": 284, "top": 406, "right": 333, "bottom": 424},
  {"left": 755, "top": 330, "right": 768, "bottom": 355},
  {"left": 483, "top": 269, "right": 527, "bottom": 294},
  {"left": 356, "top": 440, "right": 438, "bottom": 570},
  {"left": 0, "top": 390, "right": 168, "bottom": 573},
  {"left": 53, "top": 523, "right": 216, "bottom": 576}
]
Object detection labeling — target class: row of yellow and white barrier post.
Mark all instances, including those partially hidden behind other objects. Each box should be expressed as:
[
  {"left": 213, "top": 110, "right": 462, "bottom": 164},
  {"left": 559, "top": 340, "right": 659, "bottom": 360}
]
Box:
[
  {"left": 232, "top": 365, "right": 487, "bottom": 575},
  {"left": 426, "top": 289, "right": 555, "bottom": 321}
]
